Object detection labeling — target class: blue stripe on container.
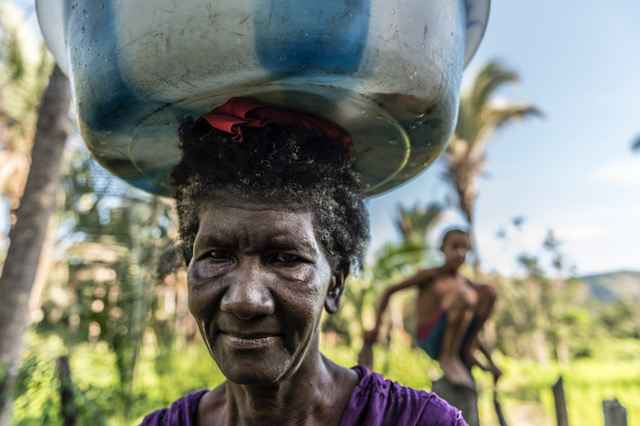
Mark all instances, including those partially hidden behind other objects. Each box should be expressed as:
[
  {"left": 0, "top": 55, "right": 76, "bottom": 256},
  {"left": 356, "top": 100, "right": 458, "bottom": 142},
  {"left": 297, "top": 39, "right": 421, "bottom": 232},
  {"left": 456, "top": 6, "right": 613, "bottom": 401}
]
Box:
[
  {"left": 254, "top": 0, "right": 370, "bottom": 74},
  {"left": 67, "top": 0, "right": 142, "bottom": 131},
  {"left": 464, "top": 0, "right": 482, "bottom": 29}
]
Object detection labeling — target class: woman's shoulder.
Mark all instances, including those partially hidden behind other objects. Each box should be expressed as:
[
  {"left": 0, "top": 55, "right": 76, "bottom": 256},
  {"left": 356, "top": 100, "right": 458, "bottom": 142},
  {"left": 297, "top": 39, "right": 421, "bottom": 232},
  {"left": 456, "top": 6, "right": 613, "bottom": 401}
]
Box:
[
  {"left": 341, "top": 367, "right": 466, "bottom": 426},
  {"left": 139, "top": 390, "right": 208, "bottom": 426}
]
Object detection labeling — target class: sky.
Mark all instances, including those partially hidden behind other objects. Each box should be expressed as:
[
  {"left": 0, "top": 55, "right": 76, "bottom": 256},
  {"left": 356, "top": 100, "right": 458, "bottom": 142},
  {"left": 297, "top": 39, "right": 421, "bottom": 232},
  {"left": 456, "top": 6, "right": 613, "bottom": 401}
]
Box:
[
  {"left": 367, "top": 0, "right": 640, "bottom": 276},
  {"left": 4, "top": 0, "right": 640, "bottom": 276}
]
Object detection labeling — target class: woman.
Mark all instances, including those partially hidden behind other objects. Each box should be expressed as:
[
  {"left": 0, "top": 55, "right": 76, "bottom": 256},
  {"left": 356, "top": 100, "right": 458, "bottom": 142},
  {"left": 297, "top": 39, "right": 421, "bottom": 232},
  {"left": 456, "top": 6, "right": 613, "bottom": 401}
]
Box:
[{"left": 142, "top": 98, "right": 466, "bottom": 425}]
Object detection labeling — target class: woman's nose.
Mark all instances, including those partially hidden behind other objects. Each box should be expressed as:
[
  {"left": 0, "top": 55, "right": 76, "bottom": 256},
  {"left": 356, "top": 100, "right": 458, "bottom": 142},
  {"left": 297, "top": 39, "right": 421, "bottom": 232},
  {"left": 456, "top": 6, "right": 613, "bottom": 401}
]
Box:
[{"left": 220, "top": 260, "right": 275, "bottom": 320}]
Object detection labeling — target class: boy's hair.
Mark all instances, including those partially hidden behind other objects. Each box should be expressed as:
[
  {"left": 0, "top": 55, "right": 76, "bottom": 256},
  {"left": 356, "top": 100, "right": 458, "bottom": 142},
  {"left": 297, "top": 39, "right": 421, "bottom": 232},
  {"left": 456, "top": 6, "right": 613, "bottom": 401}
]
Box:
[
  {"left": 171, "top": 116, "right": 369, "bottom": 273},
  {"left": 440, "top": 227, "right": 470, "bottom": 249}
]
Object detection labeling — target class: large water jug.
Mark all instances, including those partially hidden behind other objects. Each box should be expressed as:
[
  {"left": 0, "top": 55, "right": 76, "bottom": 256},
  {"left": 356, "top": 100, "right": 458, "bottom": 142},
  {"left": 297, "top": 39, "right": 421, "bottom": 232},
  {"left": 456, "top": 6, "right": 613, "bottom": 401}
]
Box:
[{"left": 37, "top": 0, "right": 490, "bottom": 196}]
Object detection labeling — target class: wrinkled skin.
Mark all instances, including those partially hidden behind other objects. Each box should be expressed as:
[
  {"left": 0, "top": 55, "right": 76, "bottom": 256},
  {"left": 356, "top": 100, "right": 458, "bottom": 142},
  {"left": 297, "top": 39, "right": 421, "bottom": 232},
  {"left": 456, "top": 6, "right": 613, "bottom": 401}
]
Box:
[{"left": 187, "top": 192, "right": 358, "bottom": 426}]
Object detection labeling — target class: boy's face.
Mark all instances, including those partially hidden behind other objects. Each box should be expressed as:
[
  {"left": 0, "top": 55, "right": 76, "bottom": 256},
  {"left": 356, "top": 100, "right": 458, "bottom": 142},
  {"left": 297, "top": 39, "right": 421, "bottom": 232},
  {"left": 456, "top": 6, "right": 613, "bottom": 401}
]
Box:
[{"left": 442, "top": 233, "right": 470, "bottom": 268}]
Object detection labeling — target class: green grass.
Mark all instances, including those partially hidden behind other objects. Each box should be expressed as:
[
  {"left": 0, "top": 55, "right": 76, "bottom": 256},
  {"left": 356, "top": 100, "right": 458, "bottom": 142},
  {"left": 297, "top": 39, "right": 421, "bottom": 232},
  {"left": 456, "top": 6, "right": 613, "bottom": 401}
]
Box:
[
  {"left": 321, "top": 338, "right": 640, "bottom": 426},
  {"left": 12, "top": 335, "right": 640, "bottom": 425}
]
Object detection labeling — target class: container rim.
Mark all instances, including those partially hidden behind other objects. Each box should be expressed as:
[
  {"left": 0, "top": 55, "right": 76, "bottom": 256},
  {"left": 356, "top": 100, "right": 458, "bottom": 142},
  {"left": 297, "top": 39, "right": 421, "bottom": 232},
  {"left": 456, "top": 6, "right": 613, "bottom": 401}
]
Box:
[{"left": 36, "top": 0, "right": 491, "bottom": 76}]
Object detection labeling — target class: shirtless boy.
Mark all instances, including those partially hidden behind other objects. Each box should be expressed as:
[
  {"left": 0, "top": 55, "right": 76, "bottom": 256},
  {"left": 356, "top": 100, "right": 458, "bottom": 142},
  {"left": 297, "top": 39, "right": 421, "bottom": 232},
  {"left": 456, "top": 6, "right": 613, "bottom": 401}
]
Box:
[{"left": 361, "top": 229, "right": 501, "bottom": 388}]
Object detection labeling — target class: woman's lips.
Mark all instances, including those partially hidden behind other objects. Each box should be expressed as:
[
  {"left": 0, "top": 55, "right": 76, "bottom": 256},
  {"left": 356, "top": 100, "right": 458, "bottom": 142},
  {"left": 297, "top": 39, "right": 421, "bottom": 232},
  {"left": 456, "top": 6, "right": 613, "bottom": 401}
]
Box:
[{"left": 219, "top": 333, "right": 282, "bottom": 350}]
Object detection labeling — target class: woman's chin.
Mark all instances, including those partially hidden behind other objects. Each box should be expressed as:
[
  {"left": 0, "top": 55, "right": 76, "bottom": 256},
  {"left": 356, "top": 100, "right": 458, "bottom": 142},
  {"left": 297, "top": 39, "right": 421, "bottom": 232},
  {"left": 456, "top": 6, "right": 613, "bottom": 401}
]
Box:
[
  {"left": 213, "top": 349, "right": 295, "bottom": 385},
  {"left": 220, "top": 362, "right": 292, "bottom": 386}
]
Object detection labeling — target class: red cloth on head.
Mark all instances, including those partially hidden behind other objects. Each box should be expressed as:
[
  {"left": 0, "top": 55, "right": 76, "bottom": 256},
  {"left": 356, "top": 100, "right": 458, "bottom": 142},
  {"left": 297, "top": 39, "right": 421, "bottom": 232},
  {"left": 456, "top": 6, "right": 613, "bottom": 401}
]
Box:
[{"left": 199, "top": 97, "right": 352, "bottom": 154}]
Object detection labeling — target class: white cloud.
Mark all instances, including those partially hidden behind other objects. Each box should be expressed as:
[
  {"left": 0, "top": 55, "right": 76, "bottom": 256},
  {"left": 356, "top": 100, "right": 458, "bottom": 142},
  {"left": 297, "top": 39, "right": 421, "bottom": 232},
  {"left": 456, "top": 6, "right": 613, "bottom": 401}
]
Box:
[
  {"left": 476, "top": 223, "right": 548, "bottom": 276},
  {"left": 476, "top": 217, "right": 623, "bottom": 277},
  {"left": 593, "top": 157, "right": 640, "bottom": 186},
  {"left": 556, "top": 225, "right": 607, "bottom": 242}
]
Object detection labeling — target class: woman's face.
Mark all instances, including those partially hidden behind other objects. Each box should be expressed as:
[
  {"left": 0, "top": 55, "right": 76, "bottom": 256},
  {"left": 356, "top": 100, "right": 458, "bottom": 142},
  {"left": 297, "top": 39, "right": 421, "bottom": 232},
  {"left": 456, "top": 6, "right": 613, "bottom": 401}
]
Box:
[{"left": 187, "top": 194, "right": 342, "bottom": 385}]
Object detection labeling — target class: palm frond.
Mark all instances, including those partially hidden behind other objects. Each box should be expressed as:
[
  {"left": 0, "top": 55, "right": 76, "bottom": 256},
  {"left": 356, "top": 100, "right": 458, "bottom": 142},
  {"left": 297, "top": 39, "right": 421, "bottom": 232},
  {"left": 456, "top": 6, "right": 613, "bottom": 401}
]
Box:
[
  {"left": 443, "top": 61, "right": 541, "bottom": 265},
  {"left": 469, "top": 61, "right": 520, "bottom": 114},
  {"left": 444, "top": 136, "right": 469, "bottom": 159},
  {"left": 6, "top": 29, "right": 26, "bottom": 82},
  {"left": 463, "top": 104, "right": 542, "bottom": 162},
  {"left": 393, "top": 202, "right": 443, "bottom": 245},
  {"left": 487, "top": 104, "right": 544, "bottom": 130},
  {"left": 453, "top": 99, "right": 479, "bottom": 144},
  {"left": 455, "top": 61, "right": 524, "bottom": 143}
]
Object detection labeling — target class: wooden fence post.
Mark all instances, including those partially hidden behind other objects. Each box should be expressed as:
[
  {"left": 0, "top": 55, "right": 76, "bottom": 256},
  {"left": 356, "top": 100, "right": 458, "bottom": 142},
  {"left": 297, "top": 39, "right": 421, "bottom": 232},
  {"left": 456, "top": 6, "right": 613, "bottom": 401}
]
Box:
[
  {"left": 603, "top": 399, "right": 628, "bottom": 426},
  {"left": 56, "top": 356, "right": 77, "bottom": 426},
  {"left": 552, "top": 377, "right": 569, "bottom": 426},
  {"left": 432, "top": 378, "right": 480, "bottom": 426}
]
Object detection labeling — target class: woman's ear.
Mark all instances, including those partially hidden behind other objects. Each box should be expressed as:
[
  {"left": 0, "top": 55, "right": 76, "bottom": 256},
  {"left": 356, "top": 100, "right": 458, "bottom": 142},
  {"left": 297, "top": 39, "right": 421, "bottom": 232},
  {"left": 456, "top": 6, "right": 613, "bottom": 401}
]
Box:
[{"left": 325, "top": 266, "right": 350, "bottom": 314}]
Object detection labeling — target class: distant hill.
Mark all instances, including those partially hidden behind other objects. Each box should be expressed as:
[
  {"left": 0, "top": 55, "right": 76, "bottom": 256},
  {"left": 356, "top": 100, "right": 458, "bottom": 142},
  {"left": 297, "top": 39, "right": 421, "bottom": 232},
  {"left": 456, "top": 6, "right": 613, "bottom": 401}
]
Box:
[{"left": 577, "top": 270, "right": 640, "bottom": 303}]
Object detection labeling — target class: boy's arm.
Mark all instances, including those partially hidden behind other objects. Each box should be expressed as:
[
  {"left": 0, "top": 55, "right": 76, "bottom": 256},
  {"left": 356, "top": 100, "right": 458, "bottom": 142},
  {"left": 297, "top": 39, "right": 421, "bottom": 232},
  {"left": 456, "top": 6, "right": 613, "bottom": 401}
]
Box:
[
  {"left": 365, "top": 267, "right": 441, "bottom": 343},
  {"left": 474, "top": 341, "right": 502, "bottom": 380}
]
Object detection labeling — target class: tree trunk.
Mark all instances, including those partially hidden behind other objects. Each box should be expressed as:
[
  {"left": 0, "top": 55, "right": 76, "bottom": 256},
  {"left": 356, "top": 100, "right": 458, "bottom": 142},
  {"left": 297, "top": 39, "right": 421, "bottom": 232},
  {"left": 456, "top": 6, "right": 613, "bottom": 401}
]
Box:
[
  {"left": 469, "top": 228, "right": 481, "bottom": 277},
  {"left": 29, "top": 223, "right": 56, "bottom": 321},
  {"left": 461, "top": 207, "right": 481, "bottom": 277},
  {"left": 0, "top": 66, "right": 70, "bottom": 426}
]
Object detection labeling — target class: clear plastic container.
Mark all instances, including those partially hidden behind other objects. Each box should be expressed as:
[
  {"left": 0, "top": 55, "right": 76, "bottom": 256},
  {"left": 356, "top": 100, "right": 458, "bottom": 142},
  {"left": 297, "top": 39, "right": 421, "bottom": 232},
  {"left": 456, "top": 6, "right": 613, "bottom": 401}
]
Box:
[{"left": 37, "top": 0, "right": 490, "bottom": 196}]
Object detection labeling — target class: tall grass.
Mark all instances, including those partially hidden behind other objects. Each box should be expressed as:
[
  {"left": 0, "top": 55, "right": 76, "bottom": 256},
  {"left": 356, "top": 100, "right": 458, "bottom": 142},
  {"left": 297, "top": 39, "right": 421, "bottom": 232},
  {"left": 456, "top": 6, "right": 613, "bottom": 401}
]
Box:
[{"left": 13, "top": 334, "right": 640, "bottom": 425}]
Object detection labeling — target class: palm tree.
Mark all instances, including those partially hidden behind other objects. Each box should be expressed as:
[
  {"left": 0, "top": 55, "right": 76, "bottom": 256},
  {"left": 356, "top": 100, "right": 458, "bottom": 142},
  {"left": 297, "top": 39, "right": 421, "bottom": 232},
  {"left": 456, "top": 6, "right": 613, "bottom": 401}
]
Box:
[
  {"left": 632, "top": 135, "right": 640, "bottom": 153},
  {"left": 0, "top": 5, "right": 51, "bottom": 215},
  {"left": 0, "top": 8, "right": 64, "bottom": 423},
  {"left": 374, "top": 202, "right": 443, "bottom": 280},
  {"left": 443, "top": 61, "right": 543, "bottom": 274},
  {"left": 395, "top": 202, "right": 443, "bottom": 246},
  {"left": 0, "top": 65, "right": 71, "bottom": 426}
]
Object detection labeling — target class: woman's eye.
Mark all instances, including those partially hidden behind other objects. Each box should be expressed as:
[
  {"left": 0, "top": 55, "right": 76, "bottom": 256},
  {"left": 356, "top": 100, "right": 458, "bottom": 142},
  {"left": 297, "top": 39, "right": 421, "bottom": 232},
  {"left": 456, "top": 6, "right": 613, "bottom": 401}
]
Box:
[
  {"left": 269, "top": 252, "right": 304, "bottom": 266},
  {"left": 207, "top": 251, "right": 233, "bottom": 263},
  {"left": 192, "top": 251, "right": 234, "bottom": 279}
]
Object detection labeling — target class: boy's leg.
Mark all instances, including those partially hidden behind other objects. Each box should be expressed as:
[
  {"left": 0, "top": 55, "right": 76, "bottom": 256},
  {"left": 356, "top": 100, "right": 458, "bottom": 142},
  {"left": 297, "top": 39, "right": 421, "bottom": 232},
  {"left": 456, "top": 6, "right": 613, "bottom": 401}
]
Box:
[{"left": 439, "top": 296, "right": 476, "bottom": 388}]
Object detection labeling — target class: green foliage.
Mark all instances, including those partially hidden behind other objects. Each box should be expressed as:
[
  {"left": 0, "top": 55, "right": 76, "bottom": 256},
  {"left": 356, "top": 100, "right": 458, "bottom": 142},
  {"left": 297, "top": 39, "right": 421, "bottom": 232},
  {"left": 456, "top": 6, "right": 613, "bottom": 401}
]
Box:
[
  {"left": 34, "top": 149, "right": 177, "bottom": 419},
  {"left": 454, "top": 61, "right": 544, "bottom": 148},
  {"left": 13, "top": 353, "right": 61, "bottom": 425},
  {"left": 13, "top": 333, "right": 640, "bottom": 426},
  {"left": 492, "top": 342, "right": 640, "bottom": 426},
  {"left": 12, "top": 334, "right": 107, "bottom": 426},
  {"left": 4, "top": 28, "right": 25, "bottom": 83},
  {"left": 0, "top": 4, "right": 51, "bottom": 151},
  {"left": 13, "top": 334, "right": 221, "bottom": 426},
  {"left": 443, "top": 60, "right": 543, "bottom": 272},
  {"left": 394, "top": 202, "right": 442, "bottom": 248},
  {"left": 15, "top": 147, "right": 637, "bottom": 426},
  {"left": 0, "top": 4, "right": 53, "bottom": 231},
  {"left": 598, "top": 301, "right": 640, "bottom": 339},
  {"left": 330, "top": 338, "right": 640, "bottom": 426},
  {"left": 323, "top": 201, "right": 442, "bottom": 344}
]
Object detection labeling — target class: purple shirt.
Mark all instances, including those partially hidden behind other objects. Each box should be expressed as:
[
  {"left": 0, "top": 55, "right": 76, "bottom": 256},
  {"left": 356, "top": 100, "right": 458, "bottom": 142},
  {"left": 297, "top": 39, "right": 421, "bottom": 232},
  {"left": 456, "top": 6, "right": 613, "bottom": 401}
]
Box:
[{"left": 141, "top": 366, "right": 467, "bottom": 426}]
